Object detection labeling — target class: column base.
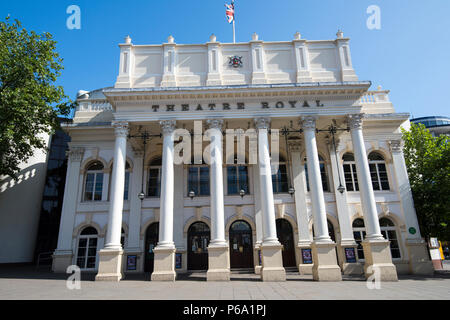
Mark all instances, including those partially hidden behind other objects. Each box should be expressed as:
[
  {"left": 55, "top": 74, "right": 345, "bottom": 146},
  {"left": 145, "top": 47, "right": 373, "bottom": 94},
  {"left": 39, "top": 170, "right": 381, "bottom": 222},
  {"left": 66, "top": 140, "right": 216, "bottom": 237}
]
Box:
[
  {"left": 260, "top": 243, "right": 286, "bottom": 282},
  {"left": 52, "top": 250, "right": 73, "bottom": 273},
  {"left": 337, "top": 242, "right": 364, "bottom": 275},
  {"left": 95, "top": 249, "right": 123, "bottom": 282},
  {"left": 362, "top": 240, "right": 398, "bottom": 281},
  {"left": 405, "top": 239, "right": 434, "bottom": 275},
  {"left": 296, "top": 243, "right": 313, "bottom": 275},
  {"left": 151, "top": 246, "right": 176, "bottom": 281},
  {"left": 311, "top": 241, "right": 342, "bottom": 281},
  {"left": 206, "top": 244, "right": 230, "bottom": 281}
]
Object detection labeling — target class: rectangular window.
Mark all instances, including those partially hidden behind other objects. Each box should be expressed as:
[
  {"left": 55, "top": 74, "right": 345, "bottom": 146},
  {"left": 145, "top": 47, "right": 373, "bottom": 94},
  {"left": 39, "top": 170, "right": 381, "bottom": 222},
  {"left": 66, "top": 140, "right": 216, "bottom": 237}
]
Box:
[
  {"left": 148, "top": 168, "right": 161, "bottom": 197},
  {"left": 123, "top": 172, "right": 130, "bottom": 200},
  {"left": 227, "top": 166, "right": 238, "bottom": 195}
]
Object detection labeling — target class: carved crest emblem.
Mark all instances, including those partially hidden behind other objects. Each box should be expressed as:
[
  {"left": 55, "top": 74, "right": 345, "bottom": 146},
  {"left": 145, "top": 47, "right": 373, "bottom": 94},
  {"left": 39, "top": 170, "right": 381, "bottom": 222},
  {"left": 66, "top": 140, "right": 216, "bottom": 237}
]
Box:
[{"left": 228, "top": 56, "right": 243, "bottom": 68}]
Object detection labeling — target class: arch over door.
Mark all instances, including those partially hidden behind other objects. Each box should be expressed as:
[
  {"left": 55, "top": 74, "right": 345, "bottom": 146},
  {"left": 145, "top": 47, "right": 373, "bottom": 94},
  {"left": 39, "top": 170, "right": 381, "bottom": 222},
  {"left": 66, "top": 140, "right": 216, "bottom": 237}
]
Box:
[
  {"left": 188, "top": 222, "right": 210, "bottom": 270},
  {"left": 144, "top": 222, "right": 159, "bottom": 273},
  {"left": 276, "top": 219, "right": 296, "bottom": 267},
  {"left": 229, "top": 220, "right": 254, "bottom": 269}
]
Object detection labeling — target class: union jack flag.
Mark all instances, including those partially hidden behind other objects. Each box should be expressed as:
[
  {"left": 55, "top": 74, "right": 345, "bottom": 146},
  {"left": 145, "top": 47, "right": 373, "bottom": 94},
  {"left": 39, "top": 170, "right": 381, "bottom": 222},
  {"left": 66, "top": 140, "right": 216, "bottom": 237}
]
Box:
[{"left": 225, "top": 1, "right": 235, "bottom": 24}]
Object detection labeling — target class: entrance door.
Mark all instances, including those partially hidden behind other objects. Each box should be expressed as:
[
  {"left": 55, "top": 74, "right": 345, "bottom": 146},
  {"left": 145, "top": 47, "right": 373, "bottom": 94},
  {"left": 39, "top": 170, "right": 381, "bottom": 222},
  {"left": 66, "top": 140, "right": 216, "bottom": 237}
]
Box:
[
  {"left": 144, "top": 222, "right": 159, "bottom": 272},
  {"left": 229, "top": 220, "right": 254, "bottom": 269},
  {"left": 188, "top": 222, "right": 210, "bottom": 270},
  {"left": 276, "top": 219, "right": 296, "bottom": 267}
]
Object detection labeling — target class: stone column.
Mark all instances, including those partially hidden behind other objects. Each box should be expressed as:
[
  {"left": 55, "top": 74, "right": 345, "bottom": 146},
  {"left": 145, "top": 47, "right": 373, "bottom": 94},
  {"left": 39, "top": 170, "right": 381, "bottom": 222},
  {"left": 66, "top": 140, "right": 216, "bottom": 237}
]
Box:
[
  {"left": 205, "top": 119, "right": 230, "bottom": 281},
  {"left": 96, "top": 121, "right": 129, "bottom": 281},
  {"left": 347, "top": 114, "right": 398, "bottom": 281},
  {"left": 252, "top": 164, "right": 263, "bottom": 275},
  {"left": 389, "top": 140, "right": 434, "bottom": 275},
  {"left": 151, "top": 120, "right": 177, "bottom": 281},
  {"left": 52, "top": 147, "right": 84, "bottom": 273},
  {"left": 301, "top": 116, "right": 342, "bottom": 281},
  {"left": 289, "top": 140, "right": 313, "bottom": 275},
  {"left": 125, "top": 149, "right": 144, "bottom": 271},
  {"left": 255, "top": 117, "right": 286, "bottom": 281},
  {"left": 327, "top": 137, "right": 362, "bottom": 275}
]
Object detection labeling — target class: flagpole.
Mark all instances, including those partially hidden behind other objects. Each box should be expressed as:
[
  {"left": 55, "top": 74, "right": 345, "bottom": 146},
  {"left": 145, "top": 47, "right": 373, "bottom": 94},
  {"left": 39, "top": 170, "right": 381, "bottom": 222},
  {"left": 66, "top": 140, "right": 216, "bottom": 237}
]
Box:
[{"left": 233, "top": 19, "right": 236, "bottom": 43}]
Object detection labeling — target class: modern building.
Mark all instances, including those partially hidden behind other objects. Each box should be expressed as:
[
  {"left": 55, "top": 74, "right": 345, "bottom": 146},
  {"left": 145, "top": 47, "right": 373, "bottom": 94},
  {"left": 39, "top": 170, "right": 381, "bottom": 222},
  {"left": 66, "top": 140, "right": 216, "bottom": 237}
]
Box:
[
  {"left": 34, "top": 121, "right": 72, "bottom": 265},
  {"left": 52, "top": 31, "right": 433, "bottom": 282},
  {"left": 410, "top": 116, "right": 450, "bottom": 137},
  {"left": 0, "top": 132, "right": 50, "bottom": 264}
]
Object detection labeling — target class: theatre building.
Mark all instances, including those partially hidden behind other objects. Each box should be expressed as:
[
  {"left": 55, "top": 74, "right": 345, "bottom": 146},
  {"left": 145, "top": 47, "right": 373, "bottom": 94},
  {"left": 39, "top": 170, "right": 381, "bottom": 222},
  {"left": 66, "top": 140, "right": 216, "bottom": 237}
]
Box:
[{"left": 52, "top": 31, "right": 433, "bottom": 281}]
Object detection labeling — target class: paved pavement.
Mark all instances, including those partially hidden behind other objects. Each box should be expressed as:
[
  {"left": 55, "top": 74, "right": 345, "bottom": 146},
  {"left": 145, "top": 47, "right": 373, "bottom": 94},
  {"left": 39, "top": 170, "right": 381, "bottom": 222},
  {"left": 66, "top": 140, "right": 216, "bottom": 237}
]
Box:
[{"left": 0, "top": 265, "right": 449, "bottom": 300}]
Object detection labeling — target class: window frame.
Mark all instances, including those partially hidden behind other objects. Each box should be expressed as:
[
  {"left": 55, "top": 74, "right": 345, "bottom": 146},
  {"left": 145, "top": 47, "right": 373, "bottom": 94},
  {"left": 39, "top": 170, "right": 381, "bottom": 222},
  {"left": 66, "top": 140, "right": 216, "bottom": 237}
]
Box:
[
  {"left": 379, "top": 218, "right": 401, "bottom": 259},
  {"left": 187, "top": 164, "right": 210, "bottom": 197},
  {"left": 226, "top": 164, "right": 250, "bottom": 196},
  {"left": 342, "top": 153, "right": 359, "bottom": 192},
  {"left": 75, "top": 227, "right": 98, "bottom": 270},
  {"left": 368, "top": 152, "right": 390, "bottom": 191},
  {"left": 147, "top": 158, "right": 162, "bottom": 198},
  {"left": 83, "top": 162, "right": 105, "bottom": 202}
]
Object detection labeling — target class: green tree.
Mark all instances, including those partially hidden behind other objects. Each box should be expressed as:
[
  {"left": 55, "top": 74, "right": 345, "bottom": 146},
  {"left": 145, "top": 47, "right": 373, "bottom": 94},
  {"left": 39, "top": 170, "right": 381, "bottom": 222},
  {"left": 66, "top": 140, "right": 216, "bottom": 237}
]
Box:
[
  {"left": 402, "top": 123, "right": 450, "bottom": 240},
  {"left": 0, "top": 16, "right": 74, "bottom": 178}
]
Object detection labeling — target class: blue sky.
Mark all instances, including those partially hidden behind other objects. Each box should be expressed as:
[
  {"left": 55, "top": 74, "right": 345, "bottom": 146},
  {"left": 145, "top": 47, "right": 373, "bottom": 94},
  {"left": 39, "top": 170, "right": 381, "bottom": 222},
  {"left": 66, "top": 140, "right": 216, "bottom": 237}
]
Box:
[{"left": 1, "top": 0, "right": 450, "bottom": 118}]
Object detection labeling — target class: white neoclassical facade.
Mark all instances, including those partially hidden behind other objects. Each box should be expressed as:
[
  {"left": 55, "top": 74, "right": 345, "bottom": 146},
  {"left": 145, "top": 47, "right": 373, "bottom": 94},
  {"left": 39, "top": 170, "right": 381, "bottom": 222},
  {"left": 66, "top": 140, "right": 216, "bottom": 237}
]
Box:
[{"left": 52, "top": 31, "right": 433, "bottom": 282}]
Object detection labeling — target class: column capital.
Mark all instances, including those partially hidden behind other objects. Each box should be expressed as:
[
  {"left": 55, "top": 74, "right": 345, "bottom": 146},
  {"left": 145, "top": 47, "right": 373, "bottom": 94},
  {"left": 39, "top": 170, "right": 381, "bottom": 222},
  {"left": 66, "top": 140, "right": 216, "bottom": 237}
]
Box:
[
  {"left": 254, "top": 117, "right": 271, "bottom": 129},
  {"left": 67, "top": 147, "right": 85, "bottom": 162},
  {"left": 346, "top": 114, "right": 364, "bottom": 130},
  {"left": 206, "top": 119, "right": 224, "bottom": 131},
  {"left": 300, "top": 115, "right": 318, "bottom": 130},
  {"left": 112, "top": 121, "right": 129, "bottom": 137},
  {"left": 389, "top": 140, "right": 403, "bottom": 153},
  {"left": 160, "top": 120, "right": 176, "bottom": 134}
]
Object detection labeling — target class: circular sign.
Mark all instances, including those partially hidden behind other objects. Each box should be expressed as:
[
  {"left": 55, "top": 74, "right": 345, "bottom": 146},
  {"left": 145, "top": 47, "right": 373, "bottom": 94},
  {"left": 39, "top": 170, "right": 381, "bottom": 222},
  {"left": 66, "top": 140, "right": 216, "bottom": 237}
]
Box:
[{"left": 409, "top": 227, "right": 417, "bottom": 235}]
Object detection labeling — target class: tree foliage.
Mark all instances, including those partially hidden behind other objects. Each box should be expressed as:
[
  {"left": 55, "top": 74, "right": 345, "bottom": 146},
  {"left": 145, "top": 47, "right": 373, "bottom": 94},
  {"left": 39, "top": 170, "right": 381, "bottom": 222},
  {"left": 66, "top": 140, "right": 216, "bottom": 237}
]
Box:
[
  {"left": 0, "top": 16, "right": 74, "bottom": 178},
  {"left": 402, "top": 123, "right": 450, "bottom": 240}
]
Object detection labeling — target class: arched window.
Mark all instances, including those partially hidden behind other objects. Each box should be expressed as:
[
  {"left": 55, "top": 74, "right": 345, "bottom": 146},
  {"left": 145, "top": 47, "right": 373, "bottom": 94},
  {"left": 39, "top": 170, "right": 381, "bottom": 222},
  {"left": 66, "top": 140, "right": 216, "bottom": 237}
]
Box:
[
  {"left": 343, "top": 153, "right": 359, "bottom": 191},
  {"left": 84, "top": 161, "right": 104, "bottom": 201},
  {"left": 352, "top": 218, "right": 366, "bottom": 260},
  {"left": 380, "top": 218, "right": 401, "bottom": 258},
  {"left": 272, "top": 156, "right": 288, "bottom": 193},
  {"left": 304, "top": 155, "right": 329, "bottom": 192},
  {"left": 109, "top": 161, "right": 131, "bottom": 200},
  {"left": 147, "top": 157, "right": 162, "bottom": 197},
  {"left": 76, "top": 226, "right": 98, "bottom": 270},
  {"left": 368, "top": 152, "right": 390, "bottom": 191},
  {"left": 188, "top": 164, "right": 210, "bottom": 196},
  {"left": 227, "top": 158, "right": 249, "bottom": 195}
]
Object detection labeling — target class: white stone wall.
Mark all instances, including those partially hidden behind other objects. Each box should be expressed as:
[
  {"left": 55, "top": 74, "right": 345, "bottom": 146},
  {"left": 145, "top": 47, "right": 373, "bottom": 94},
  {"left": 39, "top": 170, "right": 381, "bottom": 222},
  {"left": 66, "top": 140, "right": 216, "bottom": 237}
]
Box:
[{"left": 0, "top": 132, "right": 50, "bottom": 263}]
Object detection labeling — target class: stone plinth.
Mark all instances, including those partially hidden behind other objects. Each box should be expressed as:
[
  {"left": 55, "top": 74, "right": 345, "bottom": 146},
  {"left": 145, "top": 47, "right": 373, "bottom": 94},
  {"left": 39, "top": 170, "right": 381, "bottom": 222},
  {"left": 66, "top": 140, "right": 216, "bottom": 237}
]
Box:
[
  {"left": 311, "top": 241, "right": 342, "bottom": 281},
  {"left": 206, "top": 244, "right": 230, "bottom": 281},
  {"left": 151, "top": 247, "right": 176, "bottom": 281},
  {"left": 362, "top": 239, "right": 398, "bottom": 281},
  {"left": 260, "top": 243, "right": 286, "bottom": 281},
  {"left": 405, "top": 239, "right": 434, "bottom": 275},
  {"left": 95, "top": 249, "right": 123, "bottom": 282}
]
